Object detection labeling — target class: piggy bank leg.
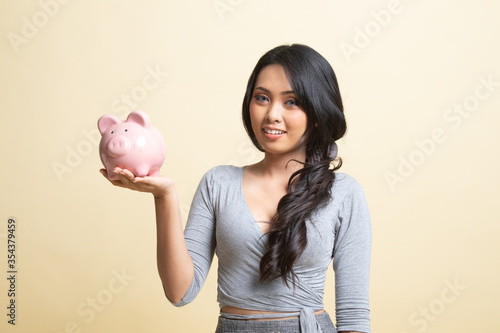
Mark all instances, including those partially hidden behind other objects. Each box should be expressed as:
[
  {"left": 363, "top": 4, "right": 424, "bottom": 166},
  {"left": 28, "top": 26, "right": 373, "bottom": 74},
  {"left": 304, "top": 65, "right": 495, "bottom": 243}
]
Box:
[
  {"left": 135, "top": 165, "right": 150, "bottom": 178},
  {"left": 148, "top": 169, "right": 160, "bottom": 177}
]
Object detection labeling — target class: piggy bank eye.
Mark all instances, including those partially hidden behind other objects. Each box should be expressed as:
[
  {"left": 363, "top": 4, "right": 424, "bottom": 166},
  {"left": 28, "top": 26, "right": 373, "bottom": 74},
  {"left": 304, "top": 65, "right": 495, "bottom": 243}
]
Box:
[
  {"left": 125, "top": 129, "right": 128, "bottom": 132},
  {"left": 111, "top": 130, "right": 114, "bottom": 134}
]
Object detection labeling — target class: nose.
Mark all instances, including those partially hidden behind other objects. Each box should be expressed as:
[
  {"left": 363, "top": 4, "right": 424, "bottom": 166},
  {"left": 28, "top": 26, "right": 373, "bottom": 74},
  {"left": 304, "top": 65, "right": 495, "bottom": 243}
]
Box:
[
  {"left": 107, "top": 136, "right": 132, "bottom": 157},
  {"left": 266, "top": 102, "right": 283, "bottom": 123}
]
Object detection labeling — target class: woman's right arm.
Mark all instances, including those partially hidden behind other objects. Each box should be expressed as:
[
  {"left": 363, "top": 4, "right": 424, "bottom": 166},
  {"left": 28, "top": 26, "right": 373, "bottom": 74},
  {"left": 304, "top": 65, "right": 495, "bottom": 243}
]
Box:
[
  {"left": 100, "top": 167, "right": 194, "bottom": 303},
  {"left": 154, "top": 189, "right": 194, "bottom": 303}
]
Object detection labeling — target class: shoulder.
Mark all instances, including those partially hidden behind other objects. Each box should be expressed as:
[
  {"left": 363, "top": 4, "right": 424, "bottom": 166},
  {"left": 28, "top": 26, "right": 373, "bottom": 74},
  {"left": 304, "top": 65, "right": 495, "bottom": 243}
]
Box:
[
  {"left": 192, "top": 165, "right": 243, "bottom": 204},
  {"left": 330, "top": 172, "right": 370, "bottom": 220},
  {"left": 331, "top": 172, "right": 366, "bottom": 199},
  {"left": 202, "top": 165, "right": 243, "bottom": 181},
  {"left": 332, "top": 172, "right": 371, "bottom": 227},
  {"left": 198, "top": 165, "right": 243, "bottom": 190}
]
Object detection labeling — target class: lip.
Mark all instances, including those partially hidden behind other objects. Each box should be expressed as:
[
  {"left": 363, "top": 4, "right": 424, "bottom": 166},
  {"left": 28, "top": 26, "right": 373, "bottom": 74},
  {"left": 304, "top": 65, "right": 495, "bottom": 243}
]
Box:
[
  {"left": 263, "top": 126, "right": 287, "bottom": 133},
  {"left": 262, "top": 126, "right": 287, "bottom": 139}
]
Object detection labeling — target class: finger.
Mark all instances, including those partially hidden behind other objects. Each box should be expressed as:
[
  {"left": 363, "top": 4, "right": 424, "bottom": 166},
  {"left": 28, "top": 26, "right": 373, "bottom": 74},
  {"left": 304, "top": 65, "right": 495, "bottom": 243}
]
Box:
[
  {"left": 121, "top": 168, "right": 136, "bottom": 180},
  {"left": 99, "top": 169, "right": 108, "bottom": 178},
  {"left": 131, "top": 175, "right": 148, "bottom": 183},
  {"left": 98, "top": 169, "right": 128, "bottom": 189},
  {"left": 99, "top": 168, "right": 118, "bottom": 183},
  {"left": 113, "top": 167, "right": 132, "bottom": 179},
  {"left": 113, "top": 167, "right": 135, "bottom": 181}
]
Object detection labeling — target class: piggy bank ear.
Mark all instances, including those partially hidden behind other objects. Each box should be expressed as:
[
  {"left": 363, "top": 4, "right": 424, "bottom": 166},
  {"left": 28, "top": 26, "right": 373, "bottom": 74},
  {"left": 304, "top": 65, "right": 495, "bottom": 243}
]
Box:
[
  {"left": 98, "top": 115, "right": 121, "bottom": 134},
  {"left": 126, "top": 110, "right": 151, "bottom": 129}
]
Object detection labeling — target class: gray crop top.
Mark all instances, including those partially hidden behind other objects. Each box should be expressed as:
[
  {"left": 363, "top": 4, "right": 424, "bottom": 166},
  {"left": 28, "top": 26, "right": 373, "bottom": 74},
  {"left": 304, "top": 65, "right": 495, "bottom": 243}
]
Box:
[{"left": 171, "top": 165, "right": 371, "bottom": 333}]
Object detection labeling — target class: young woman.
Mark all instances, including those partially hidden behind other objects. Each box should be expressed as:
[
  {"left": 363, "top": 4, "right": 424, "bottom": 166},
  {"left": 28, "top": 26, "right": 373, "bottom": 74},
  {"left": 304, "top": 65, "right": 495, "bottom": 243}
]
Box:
[{"left": 100, "top": 44, "right": 372, "bottom": 333}]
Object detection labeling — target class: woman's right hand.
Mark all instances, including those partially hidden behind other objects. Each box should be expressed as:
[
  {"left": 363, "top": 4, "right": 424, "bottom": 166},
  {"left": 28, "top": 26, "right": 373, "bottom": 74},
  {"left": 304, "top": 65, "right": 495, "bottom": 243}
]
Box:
[{"left": 99, "top": 167, "right": 174, "bottom": 198}]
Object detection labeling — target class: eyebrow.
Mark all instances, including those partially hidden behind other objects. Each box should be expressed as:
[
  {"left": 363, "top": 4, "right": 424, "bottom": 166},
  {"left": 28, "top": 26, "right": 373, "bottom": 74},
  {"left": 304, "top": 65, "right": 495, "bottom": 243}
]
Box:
[{"left": 254, "top": 86, "right": 295, "bottom": 95}]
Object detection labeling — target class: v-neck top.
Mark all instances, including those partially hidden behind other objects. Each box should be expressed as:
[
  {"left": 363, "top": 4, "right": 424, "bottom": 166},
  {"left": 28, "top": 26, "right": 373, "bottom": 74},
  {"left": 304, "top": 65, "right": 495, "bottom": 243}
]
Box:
[{"left": 171, "top": 165, "right": 371, "bottom": 333}]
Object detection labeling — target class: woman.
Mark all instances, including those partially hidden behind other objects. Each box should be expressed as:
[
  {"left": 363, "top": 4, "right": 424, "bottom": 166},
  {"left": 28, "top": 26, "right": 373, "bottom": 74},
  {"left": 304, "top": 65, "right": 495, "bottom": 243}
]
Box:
[{"left": 100, "top": 44, "right": 371, "bottom": 333}]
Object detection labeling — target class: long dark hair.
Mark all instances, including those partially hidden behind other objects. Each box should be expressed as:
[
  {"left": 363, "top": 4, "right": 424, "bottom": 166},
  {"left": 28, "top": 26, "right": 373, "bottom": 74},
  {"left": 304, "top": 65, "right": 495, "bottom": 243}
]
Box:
[{"left": 242, "top": 44, "right": 347, "bottom": 286}]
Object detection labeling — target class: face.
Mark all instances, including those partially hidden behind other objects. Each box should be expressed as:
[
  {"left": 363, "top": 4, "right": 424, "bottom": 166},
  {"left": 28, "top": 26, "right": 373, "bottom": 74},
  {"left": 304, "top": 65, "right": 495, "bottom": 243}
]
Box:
[{"left": 249, "top": 64, "right": 308, "bottom": 159}]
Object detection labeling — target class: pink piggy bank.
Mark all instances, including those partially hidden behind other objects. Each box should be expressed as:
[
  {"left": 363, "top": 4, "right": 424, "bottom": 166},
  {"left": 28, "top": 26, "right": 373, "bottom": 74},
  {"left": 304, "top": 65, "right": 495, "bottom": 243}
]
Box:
[{"left": 98, "top": 110, "right": 166, "bottom": 180}]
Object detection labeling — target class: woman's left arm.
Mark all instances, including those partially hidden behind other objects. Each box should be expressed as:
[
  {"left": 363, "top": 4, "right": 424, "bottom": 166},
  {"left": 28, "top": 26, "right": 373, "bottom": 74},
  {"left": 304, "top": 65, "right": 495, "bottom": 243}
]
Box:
[{"left": 332, "top": 176, "right": 372, "bottom": 333}]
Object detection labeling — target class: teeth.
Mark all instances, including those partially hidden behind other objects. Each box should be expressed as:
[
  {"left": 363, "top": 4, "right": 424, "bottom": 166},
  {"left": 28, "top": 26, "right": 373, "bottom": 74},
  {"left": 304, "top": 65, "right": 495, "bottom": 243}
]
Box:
[{"left": 264, "top": 129, "right": 285, "bottom": 135}]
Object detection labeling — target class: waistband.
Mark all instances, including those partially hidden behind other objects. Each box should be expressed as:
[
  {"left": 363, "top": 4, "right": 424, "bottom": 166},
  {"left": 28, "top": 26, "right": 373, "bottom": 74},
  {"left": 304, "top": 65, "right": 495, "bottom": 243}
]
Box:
[{"left": 220, "top": 307, "right": 324, "bottom": 333}]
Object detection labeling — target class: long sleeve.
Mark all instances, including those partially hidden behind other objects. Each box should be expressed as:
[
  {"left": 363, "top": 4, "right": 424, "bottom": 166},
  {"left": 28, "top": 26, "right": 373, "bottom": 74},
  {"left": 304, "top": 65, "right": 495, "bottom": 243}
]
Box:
[
  {"left": 171, "top": 171, "right": 217, "bottom": 307},
  {"left": 332, "top": 178, "right": 372, "bottom": 332}
]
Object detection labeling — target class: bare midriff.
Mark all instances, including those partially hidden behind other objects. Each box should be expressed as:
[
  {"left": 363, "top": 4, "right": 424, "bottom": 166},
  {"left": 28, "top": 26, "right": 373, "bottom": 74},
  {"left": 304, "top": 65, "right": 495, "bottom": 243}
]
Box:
[{"left": 221, "top": 306, "right": 325, "bottom": 321}]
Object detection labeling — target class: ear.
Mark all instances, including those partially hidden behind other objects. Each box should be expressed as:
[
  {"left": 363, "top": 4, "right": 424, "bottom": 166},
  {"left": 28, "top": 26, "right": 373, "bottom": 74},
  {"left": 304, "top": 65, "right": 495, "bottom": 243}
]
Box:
[
  {"left": 98, "top": 115, "right": 121, "bottom": 134},
  {"left": 126, "top": 110, "right": 151, "bottom": 129}
]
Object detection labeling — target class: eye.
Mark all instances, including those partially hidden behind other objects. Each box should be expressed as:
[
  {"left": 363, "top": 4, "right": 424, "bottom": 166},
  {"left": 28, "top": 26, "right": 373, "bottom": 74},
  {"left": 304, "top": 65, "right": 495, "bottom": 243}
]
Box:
[
  {"left": 110, "top": 130, "right": 114, "bottom": 134},
  {"left": 124, "top": 129, "right": 128, "bottom": 132},
  {"left": 285, "top": 99, "right": 299, "bottom": 106},
  {"left": 254, "top": 95, "right": 269, "bottom": 103}
]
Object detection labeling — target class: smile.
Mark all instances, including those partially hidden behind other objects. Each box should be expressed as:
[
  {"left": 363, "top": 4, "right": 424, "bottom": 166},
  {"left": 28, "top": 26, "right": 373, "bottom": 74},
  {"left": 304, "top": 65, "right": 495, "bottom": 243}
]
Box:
[{"left": 263, "top": 129, "right": 286, "bottom": 135}]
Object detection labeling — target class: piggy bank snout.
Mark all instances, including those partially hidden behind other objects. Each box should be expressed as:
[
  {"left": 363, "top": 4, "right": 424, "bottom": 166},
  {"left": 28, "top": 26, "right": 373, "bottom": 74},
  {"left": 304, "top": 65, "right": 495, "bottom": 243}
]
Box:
[{"left": 106, "top": 136, "right": 132, "bottom": 157}]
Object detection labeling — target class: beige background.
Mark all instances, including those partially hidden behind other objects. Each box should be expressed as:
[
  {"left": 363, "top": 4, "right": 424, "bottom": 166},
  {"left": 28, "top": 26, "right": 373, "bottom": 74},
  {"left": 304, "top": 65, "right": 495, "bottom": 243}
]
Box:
[{"left": 1, "top": 0, "right": 499, "bottom": 332}]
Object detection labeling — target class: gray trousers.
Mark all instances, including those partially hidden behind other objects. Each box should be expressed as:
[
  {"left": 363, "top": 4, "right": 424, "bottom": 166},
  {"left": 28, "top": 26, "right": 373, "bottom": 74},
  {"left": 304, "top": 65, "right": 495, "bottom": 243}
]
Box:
[{"left": 215, "top": 311, "right": 337, "bottom": 333}]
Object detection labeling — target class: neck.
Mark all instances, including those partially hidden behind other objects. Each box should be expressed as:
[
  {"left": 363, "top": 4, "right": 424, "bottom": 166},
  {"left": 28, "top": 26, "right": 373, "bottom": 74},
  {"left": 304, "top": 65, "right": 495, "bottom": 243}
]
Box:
[{"left": 254, "top": 149, "right": 306, "bottom": 181}]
